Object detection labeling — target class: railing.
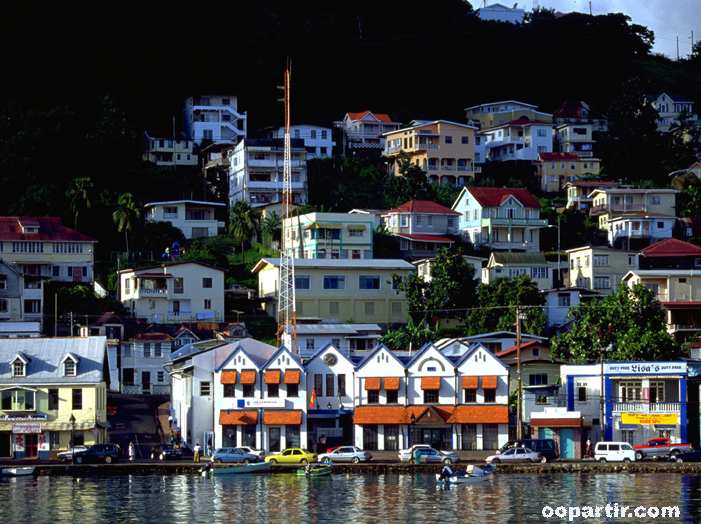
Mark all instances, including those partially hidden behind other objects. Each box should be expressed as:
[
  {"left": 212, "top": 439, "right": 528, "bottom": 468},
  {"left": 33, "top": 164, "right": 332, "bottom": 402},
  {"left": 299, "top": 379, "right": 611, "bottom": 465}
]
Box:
[
  {"left": 589, "top": 204, "right": 645, "bottom": 215},
  {"left": 139, "top": 288, "right": 168, "bottom": 295},
  {"left": 163, "top": 213, "right": 178, "bottom": 219},
  {"left": 168, "top": 311, "right": 193, "bottom": 317},
  {"left": 670, "top": 323, "right": 701, "bottom": 331},
  {"left": 612, "top": 402, "right": 680, "bottom": 412}
]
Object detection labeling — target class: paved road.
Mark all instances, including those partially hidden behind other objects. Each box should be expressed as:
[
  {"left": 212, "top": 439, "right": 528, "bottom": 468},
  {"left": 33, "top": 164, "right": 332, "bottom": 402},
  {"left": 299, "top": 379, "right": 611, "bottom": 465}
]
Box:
[{"left": 108, "top": 394, "right": 169, "bottom": 460}]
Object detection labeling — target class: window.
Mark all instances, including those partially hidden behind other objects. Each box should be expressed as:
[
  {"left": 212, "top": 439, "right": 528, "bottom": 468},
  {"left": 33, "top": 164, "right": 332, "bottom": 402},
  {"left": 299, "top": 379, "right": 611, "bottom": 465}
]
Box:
[
  {"left": 321, "top": 130, "right": 327, "bottom": 139},
  {"left": 202, "top": 278, "right": 212, "bottom": 288},
  {"left": 461, "top": 136, "right": 469, "bottom": 144},
  {"left": 464, "top": 389, "right": 476, "bottom": 402},
  {"left": 392, "top": 302, "right": 402, "bottom": 315},
  {"left": 311, "top": 130, "right": 317, "bottom": 139},
  {"left": 72, "top": 388, "right": 83, "bottom": 410},
  {"left": 24, "top": 300, "right": 40, "bottom": 313},
  {"left": 144, "top": 343, "right": 151, "bottom": 358},
  {"left": 329, "top": 302, "right": 339, "bottom": 315},
  {"left": 154, "top": 343, "right": 162, "bottom": 358},
  {"left": 594, "top": 255, "right": 609, "bottom": 266},
  {"left": 157, "top": 371, "right": 165, "bottom": 383},
  {"left": 484, "top": 390, "right": 496, "bottom": 403},
  {"left": 424, "top": 390, "right": 439, "bottom": 403},
  {"left": 619, "top": 381, "right": 642, "bottom": 402},
  {"left": 400, "top": 215, "right": 408, "bottom": 227},
  {"left": 287, "top": 383, "right": 299, "bottom": 397},
  {"left": 295, "top": 275, "right": 311, "bottom": 289},
  {"left": 529, "top": 374, "right": 548, "bottom": 385},
  {"left": 416, "top": 215, "right": 422, "bottom": 226},
  {"left": 224, "top": 384, "right": 236, "bottom": 397},
  {"left": 306, "top": 339, "right": 315, "bottom": 350},
  {"left": 558, "top": 293, "right": 571, "bottom": 307},
  {"left": 64, "top": 360, "right": 76, "bottom": 376},
  {"left": 323, "top": 276, "right": 345, "bottom": 290},
  {"left": 200, "top": 381, "right": 211, "bottom": 396},
  {"left": 46, "top": 388, "right": 59, "bottom": 410},
  {"left": 359, "top": 276, "right": 380, "bottom": 289},
  {"left": 326, "top": 374, "right": 334, "bottom": 397},
  {"left": 386, "top": 389, "right": 398, "bottom": 403},
  {"left": 314, "top": 374, "right": 323, "bottom": 396},
  {"left": 268, "top": 383, "right": 279, "bottom": 398},
  {"left": 204, "top": 299, "right": 212, "bottom": 309},
  {"left": 531, "top": 267, "right": 548, "bottom": 279},
  {"left": 650, "top": 196, "right": 660, "bottom": 205},
  {"left": 368, "top": 390, "right": 379, "bottom": 404},
  {"left": 52, "top": 266, "right": 60, "bottom": 277},
  {"left": 12, "top": 360, "right": 25, "bottom": 377},
  {"left": 537, "top": 129, "right": 547, "bottom": 137},
  {"left": 338, "top": 374, "right": 346, "bottom": 396},
  {"left": 537, "top": 146, "right": 547, "bottom": 153},
  {"left": 243, "top": 384, "right": 254, "bottom": 397},
  {"left": 364, "top": 302, "right": 374, "bottom": 315},
  {"left": 621, "top": 430, "right": 635, "bottom": 446},
  {"left": 445, "top": 136, "right": 452, "bottom": 144}
]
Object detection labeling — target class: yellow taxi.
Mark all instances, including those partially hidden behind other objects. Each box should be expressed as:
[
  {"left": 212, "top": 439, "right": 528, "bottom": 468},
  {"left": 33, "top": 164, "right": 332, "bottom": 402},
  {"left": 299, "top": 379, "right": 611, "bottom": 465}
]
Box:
[{"left": 265, "top": 448, "right": 318, "bottom": 464}]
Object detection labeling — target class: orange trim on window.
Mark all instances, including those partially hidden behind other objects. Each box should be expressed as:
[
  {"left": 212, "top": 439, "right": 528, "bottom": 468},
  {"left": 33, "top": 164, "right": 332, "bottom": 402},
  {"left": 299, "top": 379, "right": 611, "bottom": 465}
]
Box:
[
  {"left": 221, "top": 371, "right": 237, "bottom": 384},
  {"left": 239, "top": 371, "right": 256, "bottom": 384},
  {"left": 421, "top": 376, "right": 441, "bottom": 390},
  {"left": 265, "top": 370, "right": 281, "bottom": 384},
  {"left": 284, "top": 370, "right": 300, "bottom": 384},
  {"left": 384, "top": 377, "right": 400, "bottom": 390},
  {"left": 365, "top": 377, "right": 381, "bottom": 390},
  {"left": 462, "top": 376, "right": 478, "bottom": 389},
  {"left": 482, "top": 376, "right": 498, "bottom": 389}
]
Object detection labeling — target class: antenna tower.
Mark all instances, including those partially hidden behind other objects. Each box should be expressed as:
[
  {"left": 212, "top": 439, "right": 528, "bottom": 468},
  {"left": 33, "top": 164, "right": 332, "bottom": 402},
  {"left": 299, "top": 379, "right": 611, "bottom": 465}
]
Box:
[{"left": 277, "top": 62, "right": 297, "bottom": 352}]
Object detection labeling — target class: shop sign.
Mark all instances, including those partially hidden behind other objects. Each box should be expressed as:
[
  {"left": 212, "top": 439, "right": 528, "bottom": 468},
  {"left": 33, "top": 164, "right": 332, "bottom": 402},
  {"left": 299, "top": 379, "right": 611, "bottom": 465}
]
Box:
[
  {"left": 621, "top": 413, "right": 678, "bottom": 425},
  {"left": 605, "top": 362, "right": 686, "bottom": 374},
  {"left": 12, "top": 423, "right": 42, "bottom": 434},
  {"left": 0, "top": 414, "right": 47, "bottom": 421},
  {"left": 235, "top": 399, "right": 286, "bottom": 408}
]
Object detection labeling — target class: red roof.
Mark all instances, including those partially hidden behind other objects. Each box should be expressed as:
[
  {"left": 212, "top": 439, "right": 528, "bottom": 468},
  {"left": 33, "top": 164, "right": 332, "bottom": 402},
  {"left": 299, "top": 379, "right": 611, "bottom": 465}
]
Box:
[
  {"left": 395, "top": 234, "right": 454, "bottom": 243},
  {"left": 346, "top": 111, "right": 397, "bottom": 123},
  {"left": 639, "top": 238, "right": 701, "bottom": 258},
  {"left": 446, "top": 405, "right": 509, "bottom": 424},
  {"left": 129, "top": 332, "right": 174, "bottom": 341},
  {"left": 383, "top": 200, "right": 460, "bottom": 216},
  {"left": 495, "top": 340, "right": 545, "bottom": 357},
  {"left": 465, "top": 187, "right": 541, "bottom": 209},
  {"left": 538, "top": 153, "right": 580, "bottom": 161},
  {"left": 0, "top": 217, "right": 97, "bottom": 242}
]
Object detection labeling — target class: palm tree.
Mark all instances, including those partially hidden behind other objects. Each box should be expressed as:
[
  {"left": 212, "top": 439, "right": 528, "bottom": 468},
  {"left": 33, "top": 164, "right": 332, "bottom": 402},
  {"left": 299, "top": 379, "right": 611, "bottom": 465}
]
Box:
[
  {"left": 67, "top": 177, "right": 94, "bottom": 231},
  {"left": 229, "top": 200, "right": 262, "bottom": 265},
  {"left": 262, "top": 211, "right": 282, "bottom": 248},
  {"left": 112, "top": 193, "right": 141, "bottom": 258}
]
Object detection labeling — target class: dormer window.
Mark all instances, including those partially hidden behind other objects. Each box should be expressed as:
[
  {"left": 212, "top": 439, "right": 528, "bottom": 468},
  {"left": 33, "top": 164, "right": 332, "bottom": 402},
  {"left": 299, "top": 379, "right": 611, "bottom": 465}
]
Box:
[
  {"left": 64, "top": 360, "right": 76, "bottom": 376},
  {"left": 12, "top": 360, "right": 25, "bottom": 377}
]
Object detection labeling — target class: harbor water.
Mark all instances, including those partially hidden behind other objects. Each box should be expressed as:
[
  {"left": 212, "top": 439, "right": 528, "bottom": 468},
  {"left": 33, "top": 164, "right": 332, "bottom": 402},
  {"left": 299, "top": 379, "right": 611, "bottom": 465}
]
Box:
[{"left": 1, "top": 472, "right": 699, "bottom": 523}]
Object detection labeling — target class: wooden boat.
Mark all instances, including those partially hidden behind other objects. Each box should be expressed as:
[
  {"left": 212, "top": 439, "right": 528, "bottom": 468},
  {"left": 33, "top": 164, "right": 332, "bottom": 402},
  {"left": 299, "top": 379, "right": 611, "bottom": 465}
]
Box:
[
  {"left": 202, "top": 461, "right": 271, "bottom": 476},
  {"left": 2, "top": 467, "right": 35, "bottom": 477},
  {"left": 435, "top": 464, "right": 496, "bottom": 484},
  {"left": 296, "top": 463, "right": 332, "bottom": 477}
]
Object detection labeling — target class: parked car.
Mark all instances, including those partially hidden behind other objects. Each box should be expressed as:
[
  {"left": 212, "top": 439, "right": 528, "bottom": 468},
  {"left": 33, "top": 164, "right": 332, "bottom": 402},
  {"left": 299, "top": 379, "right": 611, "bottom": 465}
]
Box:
[
  {"left": 74, "top": 443, "right": 122, "bottom": 464},
  {"left": 237, "top": 446, "right": 266, "bottom": 460},
  {"left": 211, "top": 448, "right": 259, "bottom": 464},
  {"left": 57, "top": 445, "right": 89, "bottom": 462},
  {"left": 487, "top": 447, "right": 542, "bottom": 464},
  {"left": 670, "top": 447, "right": 701, "bottom": 463},
  {"left": 634, "top": 438, "right": 691, "bottom": 460},
  {"left": 264, "top": 448, "right": 317, "bottom": 464},
  {"left": 150, "top": 444, "right": 181, "bottom": 460},
  {"left": 318, "top": 446, "right": 372, "bottom": 464},
  {"left": 594, "top": 442, "right": 635, "bottom": 463},
  {"left": 497, "top": 439, "right": 558, "bottom": 463},
  {"left": 398, "top": 445, "right": 457, "bottom": 463}
]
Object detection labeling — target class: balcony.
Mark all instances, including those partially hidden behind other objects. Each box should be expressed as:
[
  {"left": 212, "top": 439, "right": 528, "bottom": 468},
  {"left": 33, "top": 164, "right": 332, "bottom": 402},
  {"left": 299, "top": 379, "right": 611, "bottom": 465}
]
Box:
[
  {"left": 482, "top": 218, "right": 548, "bottom": 227},
  {"left": 589, "top": 203, "right": 645, "bottom": 215},
  {"left": 612, "top": 402, "right": 680, "bottom": 413},
  {"left": 138, "top": 288, "right": 168, "bottom": 295}
]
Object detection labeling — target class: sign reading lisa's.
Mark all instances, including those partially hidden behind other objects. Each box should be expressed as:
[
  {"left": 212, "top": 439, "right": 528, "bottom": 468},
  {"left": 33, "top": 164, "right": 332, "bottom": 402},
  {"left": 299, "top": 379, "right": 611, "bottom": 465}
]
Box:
[
  {"left": 605, "top": 362, "right": 687, "bottom": 374},
  {"left": 621, "top": 413, "right": 678, "bottom": 425}
]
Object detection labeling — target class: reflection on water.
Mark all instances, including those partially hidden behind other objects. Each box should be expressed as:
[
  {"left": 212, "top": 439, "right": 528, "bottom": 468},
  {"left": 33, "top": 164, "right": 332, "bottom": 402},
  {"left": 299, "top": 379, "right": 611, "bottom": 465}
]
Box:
[{"left": 1, "top": 472, "right": 699, "bottom": 523}]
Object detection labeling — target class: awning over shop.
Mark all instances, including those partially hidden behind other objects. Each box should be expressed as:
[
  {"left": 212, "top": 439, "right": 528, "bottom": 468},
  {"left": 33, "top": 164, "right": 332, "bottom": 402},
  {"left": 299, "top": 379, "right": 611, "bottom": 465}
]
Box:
[
  {"left": 265, "top": 371, "right": 281, "bottom": 384},
  {"left": 530, "top": 418, "right": 582, "bottom": 428},
  {"left": 219, "top": 410, "right": 258, "bottom": 425},
  {"left": 284, "top": 370, "right": 300, "bottom": 384},
  {"left": 41, "top": 422, "right": 96, "bottom": 431},
  {"left": 263, "top": 410, "right": 302, "bottom": 425},
  {"left": 462, "top": 376, "right": 479, "bottom": 389},
  {"left": 0, "top": 423, "right": 12, "bottom": 431},
  {"left": 221, "top": 371, "right": 237, "bottom": 384},
  {"left": 654, "top": 424, "right": 677, "bottom": 430},
  {"left": 421, "top": 377, "right": 441, "bottom": 390},
  {"left": 446, "top": 405, "right": 509, "bottom": 424},
  {"left": 365, "top": 377, "right": 381, "bottom": 390},
  {"left": 481, "top": 376, "right": 498, "bottom": 389},
  {"left": 384, "top": 377, "right": 400, "bottom": 390},
  {"left": 239, "top": 371, "right": 256, "bottom": 384},
  {"left": 347, "top": 224, "right": 367, "bottom": 231},
  {"left": 354, "top": 406, "right": 410, "bottom": 425},
  {"left": 303, "top": 222, "right": 343, "bottom": 230}
]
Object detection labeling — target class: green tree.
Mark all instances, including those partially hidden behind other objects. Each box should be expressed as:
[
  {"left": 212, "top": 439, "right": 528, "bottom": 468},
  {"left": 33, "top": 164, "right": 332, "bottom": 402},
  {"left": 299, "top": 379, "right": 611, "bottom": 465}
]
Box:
[
  {"left": 66, "top": 177, "right": 94, "bottom": 231},
  {"left": 262, "top": 211, "right": 282, "bottom": 248},
  {"left": 551, "top": 283, "right": 681, "bottom": 363},
  {"left": 229, "top": 200, "right": 262, "bottom": 266},
  {"left": 112, "top": 193, "right": 141, "bottom": 258},
  {"left": 380, "top": 316, "right": 439, "bottom": 352},
  {"left": 384, "top": 152, "right": 434, "bottom": 208},
  {"left": 468, "top": 275, "right": 546, "bottom": 336}
]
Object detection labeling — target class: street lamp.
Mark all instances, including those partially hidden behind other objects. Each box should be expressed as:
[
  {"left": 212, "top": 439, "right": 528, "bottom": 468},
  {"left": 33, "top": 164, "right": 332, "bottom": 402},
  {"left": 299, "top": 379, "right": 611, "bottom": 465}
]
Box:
[
  {"left": 409, "top": 412, "right": 416, "bottom": 447},
  {"left": 69, "top": 413, "right": 76, "bottom": 465},
  {"left": 547, "top": 215, "right": 562, "bottom": 286},
  {"left": 327, "top": 402, "right": 332, "bottom": 410}
]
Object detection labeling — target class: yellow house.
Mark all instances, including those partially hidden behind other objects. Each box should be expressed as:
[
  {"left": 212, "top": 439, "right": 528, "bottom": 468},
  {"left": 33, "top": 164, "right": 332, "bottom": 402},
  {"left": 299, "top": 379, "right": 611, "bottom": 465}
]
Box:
[
  {"left": 589, "top": 188, "right": 679, "bottom": 230},
  {"left": 253, "top": 258, "right": 413, "bottom": 327},
  {"left": 0, "top": 337, "right": 109, "bottom": 459},
  {"left": 384, "top": 120, "right": 478, "bottom": 186},
  {"left": 567, "top": 246, "right": 637, "bottom": 293},
  {"left": 464, "top": 100, "right": 553, "bottom": 130},
  {"left": 536, "top": 153, "right": 601, "bottom": 193}
]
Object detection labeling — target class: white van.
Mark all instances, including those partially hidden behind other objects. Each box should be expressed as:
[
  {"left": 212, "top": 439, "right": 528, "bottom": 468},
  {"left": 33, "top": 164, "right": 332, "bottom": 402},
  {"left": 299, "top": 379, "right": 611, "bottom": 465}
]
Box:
[{"left": 594, "top": 441, "right": 636, "bottom": 463}]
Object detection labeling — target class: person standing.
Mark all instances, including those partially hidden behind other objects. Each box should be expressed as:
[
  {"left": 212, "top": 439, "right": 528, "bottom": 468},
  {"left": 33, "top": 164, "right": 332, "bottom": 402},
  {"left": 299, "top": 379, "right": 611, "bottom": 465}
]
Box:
[
  {"left": 194, "top": 442, "right": 202, "bottom": 463},
  {"left": 128, "top": 441, "right": 135, "bottom": 461},
  {"left": 585, "top": 438, "right": 593, "bottom": 459}
]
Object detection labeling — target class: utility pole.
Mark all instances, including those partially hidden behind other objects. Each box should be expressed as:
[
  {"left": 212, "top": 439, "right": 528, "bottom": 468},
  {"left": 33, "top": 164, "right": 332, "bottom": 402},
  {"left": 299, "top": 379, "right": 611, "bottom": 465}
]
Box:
[
  {"left": 516, "top": 306, "right": 522, "bottom": 439},
  {"left": 600, "top": 353, "right": 605, "bottom": 442}
]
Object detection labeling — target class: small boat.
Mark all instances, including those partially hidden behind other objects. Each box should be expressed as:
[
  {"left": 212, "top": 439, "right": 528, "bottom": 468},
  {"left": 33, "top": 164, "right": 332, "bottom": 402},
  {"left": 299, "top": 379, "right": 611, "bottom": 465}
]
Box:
[
  {"left": 202, "top": 461, "right": 272, "bottom": 476},
  {"left": 297, "top": 463, "right": 332, "bottom": 478},
  {"left": 435, "top": 464, "right": 496, "bottom": 484},
  {"left": 2, "top": 467, "right": 35, "bottom": 477}
]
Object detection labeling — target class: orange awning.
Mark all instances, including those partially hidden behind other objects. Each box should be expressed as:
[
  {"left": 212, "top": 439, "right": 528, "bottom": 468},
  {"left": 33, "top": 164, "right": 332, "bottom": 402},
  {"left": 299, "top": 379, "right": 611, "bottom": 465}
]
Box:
[
  {"left": 462, "top": 376, "right": 478, "bottom": 389},
  {"left": 284, "top": 370, "right": 300, "bottom": 384},
  {"left": 384, "top": 377, "right": 400, "bottom": 390},
  {"left": 219, "top": 410, "right": 258, "bottom": 425},
  {"left": 240, "top": 371, "right": 256, "bottom": 384},
  {"left": 265, "top": 370, "right": 281, "bottom": 384},
  {"left": 263, "top": 410, "right": 302, "bottom": 425},
  {"left": 446, "top": 405, "right": 509, "bottom": 424},
  {"left": 365, "top": 377, "right": 381, "bottom": 390},
  {"left": 354, "top": 406, "right": 410, "bottom": 425},
  {"left": 221, "top": 371, "right": 237, "bottom": 384},
  {"left": 531, "top": 418, "right": 582, "bottom": 428},
  {"left": 421, "top": 377, "right": 441, "bottom": 390},
  {"left": 482, "top": 376, "right": 498, "bottom": 389}
]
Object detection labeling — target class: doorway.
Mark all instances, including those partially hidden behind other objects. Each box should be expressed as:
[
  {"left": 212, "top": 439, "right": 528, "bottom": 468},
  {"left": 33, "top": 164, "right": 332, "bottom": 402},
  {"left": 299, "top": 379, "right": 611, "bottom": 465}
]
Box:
[
  {"left": 269, "top": 427, "right": 281, "bottom": 452},
  {"left": 142, "top": 371, "right": 151, "bottom": 394},
  {"left": 560, "top": 428, "right": 575, "bottom": 458},
  {"left": 25, "top": 434, "right": 38, "bottom": 458}
]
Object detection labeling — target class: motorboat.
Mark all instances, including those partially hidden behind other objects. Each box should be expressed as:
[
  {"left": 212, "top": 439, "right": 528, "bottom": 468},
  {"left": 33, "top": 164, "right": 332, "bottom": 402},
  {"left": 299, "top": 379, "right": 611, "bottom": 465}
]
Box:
[
  {"left": 201, "top": 461, "right": 272, "bottom": 476},
  {"left": 1, "top": 467, "right": 35, "bottom": 477},
  {"left": 296, "top": 463, "right": 332, "bottom": 478},
  {"left": 435, "top": 464, "right": 496, "bottom": 484}
]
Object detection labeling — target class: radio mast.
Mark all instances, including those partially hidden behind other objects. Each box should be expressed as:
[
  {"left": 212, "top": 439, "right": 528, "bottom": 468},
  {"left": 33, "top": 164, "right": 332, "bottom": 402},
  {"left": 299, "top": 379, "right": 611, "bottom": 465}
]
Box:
[{"left": 277, "top": 62, "right": 297, "bottom": 353}]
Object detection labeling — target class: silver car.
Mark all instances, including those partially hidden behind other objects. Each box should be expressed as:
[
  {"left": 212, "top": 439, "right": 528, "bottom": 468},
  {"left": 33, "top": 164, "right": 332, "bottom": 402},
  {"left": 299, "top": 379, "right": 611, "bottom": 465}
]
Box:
[
  {"left": 237, "top": 446, "right": 266, "bottom": 460},
  {"left": 399, "top": 445, "right": 458, "bottom": 463},
  {"left": 211, "top": 447, "right": 259, "bottom": 464},
  {"left": 486, "top": 447, "right": 542, "bottom": 464},
  {"left": 57, "top": 445, "right": 89, "bottom": 462},
  {"left": 318, "top": 446, "right": 372, "bottom": 464}
]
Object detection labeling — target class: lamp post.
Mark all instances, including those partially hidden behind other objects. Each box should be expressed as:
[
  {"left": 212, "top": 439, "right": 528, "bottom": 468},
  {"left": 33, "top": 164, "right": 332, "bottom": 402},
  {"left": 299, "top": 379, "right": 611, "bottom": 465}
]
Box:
[
  {"left": 327, "top": 402, "right": 332, "bottom": 410},
  {"left": 410, "top": 412, "right": 416, "bottom": 447},
  {"left": 69, "top": 413, "right": 76, "bottom": 465}
]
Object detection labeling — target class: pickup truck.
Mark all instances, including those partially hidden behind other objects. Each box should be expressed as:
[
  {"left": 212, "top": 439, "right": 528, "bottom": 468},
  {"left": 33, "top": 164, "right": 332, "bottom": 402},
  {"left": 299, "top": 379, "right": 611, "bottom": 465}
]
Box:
[{"left": 633, "top": 438, "right": 691, "bottom": 460}]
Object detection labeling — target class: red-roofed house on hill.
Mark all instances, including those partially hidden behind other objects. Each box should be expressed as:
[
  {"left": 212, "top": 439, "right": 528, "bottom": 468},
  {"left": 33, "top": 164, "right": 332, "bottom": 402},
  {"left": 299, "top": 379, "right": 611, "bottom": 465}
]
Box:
[
  {"left": 535, "top": 152, "right": 601, "bottom": 193},
  {"left": 552, "top": 100, "right": 609, "bottom": 158},
  {"left": 452, "top": 187, "right": 547, "bottom": 252},
  {"left": 0, "top": 216, "right": 97, "bottom": 284},
  {"left": 382, "top": 200, "right": 460, "bottom": 259},
  {"left": 335, "top": 111, "right": 401, "bottom": 156}
]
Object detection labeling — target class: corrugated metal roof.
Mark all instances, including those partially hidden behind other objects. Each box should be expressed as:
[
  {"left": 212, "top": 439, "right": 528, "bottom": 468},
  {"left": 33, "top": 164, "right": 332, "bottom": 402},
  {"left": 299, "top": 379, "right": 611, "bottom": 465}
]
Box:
[
  {"left": 0, "top": 337, "right": 107, "bottom": 384},
  {"left": 490, "top": 252, "right": 548, "bottom": 265},
  {"left": 294, "top": 324, "right": 382, "bottom": 335}
]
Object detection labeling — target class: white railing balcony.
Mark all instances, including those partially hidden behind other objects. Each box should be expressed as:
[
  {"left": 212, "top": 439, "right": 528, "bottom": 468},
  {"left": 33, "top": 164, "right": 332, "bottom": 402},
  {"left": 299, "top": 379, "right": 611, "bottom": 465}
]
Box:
[
  {"left": 442, "top": 166, "right": 457, "bottom": 171},
  {"left": 612, "top": 402, "right": 644, "bottom": 412},
  {"left": 649, "top": 403, "right": 681, "bottom": 412},
  {"left": 612, "top": 402, "right": 680, "bottom": 413},
  {"left": 168, "top": 311, "right": 192, "bottom": 317},
  {"left": 428, "top": 144, "right": 439, "bottom": 149},
  {"left": 426, "top": 166, "right": 439, "bottom": 171},
  {"left": 163, "top": 213, "right": 178, "bottom": 219},
  {"left": 139, "top": 288, "right": 168, "bottom": 295}
]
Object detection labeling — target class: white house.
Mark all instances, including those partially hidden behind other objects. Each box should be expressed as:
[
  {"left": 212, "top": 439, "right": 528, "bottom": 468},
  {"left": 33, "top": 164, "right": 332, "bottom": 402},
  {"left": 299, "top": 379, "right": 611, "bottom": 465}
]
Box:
[
  {"left": 261, "top": 124, "right": 335, "bottom": 159},
  {"left": 121, "top": 329, "right": 173, "bottom": 395},
  {"left": 144, "top": 200, "right": 226, "bottom": 239},
  {"left": 183, "top": 94, "right": 247, "bottom": 145}
]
